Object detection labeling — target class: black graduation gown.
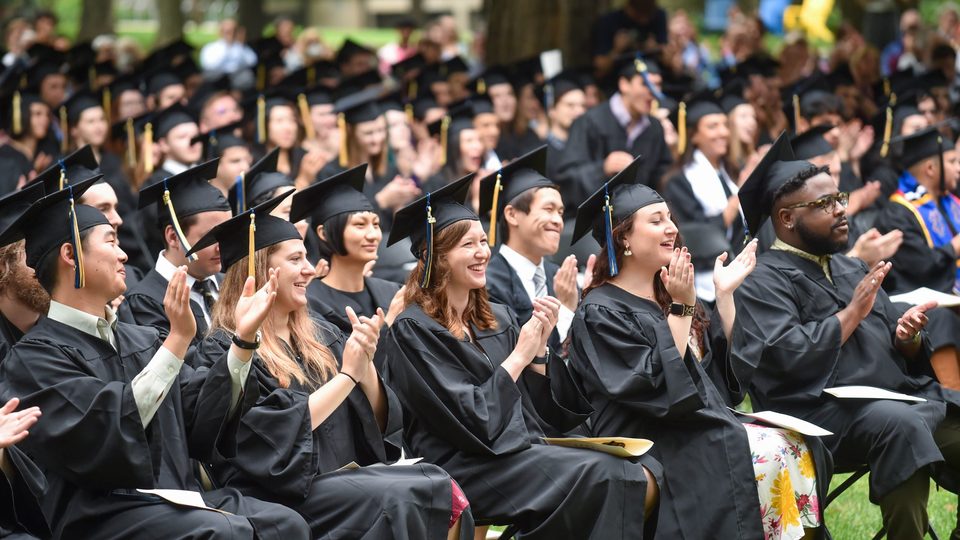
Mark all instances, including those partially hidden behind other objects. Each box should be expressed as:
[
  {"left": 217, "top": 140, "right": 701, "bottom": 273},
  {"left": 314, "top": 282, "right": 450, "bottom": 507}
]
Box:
[
  {"left": 0, "top": 312, "right": 24, "bottom": 362},
  {"left": 495, "top": 127, "right": 543, "bottom": 162},
  {"left": 554, "top": 103, "right": 673, "bottom": 216},
  {"left": 732, "top": 249, "right": 960, "bottom": 501},
  {"left": 569, "top": 283, "right": 833, "bottom": 539},
  {"left": 0, "top": 445, "right": 48, "bottom": 540},
  {"left": 384, "top": 303, "right": 662, "bottom": 539},
  {"left": 0, "top": 317, "right": 310, "bottom": 539},
  {"left": 0, "top": 145, "right": 32, "bottom": 197},
  {"left": 196, "top": 321, "right": 469, "bottom": 539},
  {"left": 484, "top": 250, "right": 563, "bottom": 352},
  {"left": 119, "top": 268, "right": 210, "bottom": 346}
]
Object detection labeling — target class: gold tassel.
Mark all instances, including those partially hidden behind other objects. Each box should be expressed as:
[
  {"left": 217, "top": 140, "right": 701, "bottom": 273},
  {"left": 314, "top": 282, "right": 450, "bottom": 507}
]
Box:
[
  {"left": 307, "top": 65, "right": 316, "bottom": 87},
  {"left": 883, "top": 78, "right": 891, "bottom": 98},
  {"left": 12, "top": 91, "right": 21, "bottom": 136},
  {"left": 125, "top": 117, "right": 136, "bottom": 167},
  {"left": 69, "top": 196, "right": 86, "bottom": 289},
  {"left": 257, "top": 95, "right": 266, "bottom": 144},
  {"left": 338, "top": 112, "right": 348, "bottom": 167},
  {"left": 408, "top": 81, "right": 418, "bottom": 100},
  {"left": 60, "top": 106, "right": 69, "bottom": 153},
  {"left": 405, "top": 103, "right": 414, "bottom": 123},
  {"left": 439, "top": 116, "right": 450, "bottom": 166},
  {"left": 488, "top": 172, "right": 503, "bottom": 246},
  {"left": 247, "top": 213, "right": 256, "bottom": 279},
  {"left": 59, "top": 167, "right": 66, "bottom": 190},
  {"left": 792, "top": 94, "right": 801, "bottom": 132},
  {"left": 651, "top": 99, "right": 659, "bottom": 114},
  {"left": 477, "top": 78, "right": 486, "bottom": 95},
  {"left": 144, "top": 122, "right": 154, "bottom": 173},
  {"left": 256, "top": 65, "right": 266, "bottom": 93},
  {"left": 163, "top": 184, "right": 198, "bottom": 261},
  {"left": 298, "top": 93, "right": 315, "bottom": 140},
  {"left": 677, "top": 102, "right": 687, "bottom": 155},
  {"left": 102, "top": 87, "right": 112, "bottom": 126}
]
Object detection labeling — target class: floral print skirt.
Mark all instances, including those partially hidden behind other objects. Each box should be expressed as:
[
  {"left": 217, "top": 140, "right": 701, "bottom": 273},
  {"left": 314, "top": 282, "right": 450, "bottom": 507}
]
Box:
[{"left": 745, "top": 423, "right": 821, "bottom": 540}]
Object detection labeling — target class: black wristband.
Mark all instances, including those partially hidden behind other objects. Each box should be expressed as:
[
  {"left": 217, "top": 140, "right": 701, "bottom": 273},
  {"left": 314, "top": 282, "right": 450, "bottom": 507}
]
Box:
[
  {"left": 339, "top": 371, "right": 359, "bottom": 385},
  {"left": 232, "top": 331, "right": 261, "bottom": 350}
]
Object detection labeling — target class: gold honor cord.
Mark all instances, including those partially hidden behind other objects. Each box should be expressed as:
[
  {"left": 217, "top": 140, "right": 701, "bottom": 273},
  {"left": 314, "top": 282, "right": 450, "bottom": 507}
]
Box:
[
  {"left": 298, "top": 94, "right": 315, "bottom": 140},
  {"left": 248, "top": 212, "right": 256, "bottom": 279},
  {"left": 487, "top": 172, "right": 503, "bottom": 246},
  {"left": 677, "top": 102, "right": 687, "bottom": 156}
]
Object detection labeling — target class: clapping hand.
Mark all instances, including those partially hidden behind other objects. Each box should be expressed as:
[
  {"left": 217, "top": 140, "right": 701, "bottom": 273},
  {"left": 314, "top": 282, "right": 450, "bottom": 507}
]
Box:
[
  {"left": 896, "top": 301, "right": 936, "bottom": 342},
  {"left": 661, "top": 247, "right": 696, "bottom": 305},
  {"left": 0, "top": 398, "right": 40, "bottom": 449},
  {"left": 234, "top": 268, "right": 279, "bottom": 345},
  {"left": 713, "top": 239, "right": 758, "bottom": 296},
  {"left": 553, "top": 255, "right": 580, "bottom": 311}
]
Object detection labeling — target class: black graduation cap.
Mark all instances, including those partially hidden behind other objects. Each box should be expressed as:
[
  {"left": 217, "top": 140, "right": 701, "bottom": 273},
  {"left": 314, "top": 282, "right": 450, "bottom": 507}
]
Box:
[
  {"left": 191, "top": 119, "right": 247, "bottom": 160},
  {"left": 280, "top": 62, "right": 339, "bottom": 89},
  {"left": 0, "top": 87, "right": 42, "bottom": 137},
  {"left": 153, "top": 102, "right": 196, "bottom": 139},
  {"left": 897, "top": 127, "right": 953, "bottom": 169},
  {"left": 27, "top": 145, "right": 101, "bottom": 194},
  {"left": 440, "top": 56, "right": 470, "bottom": 78},
  {"left": 388, "top": 173, "right": 478, "bottom": 287},
  {"left": 391, "top": 53, "right": 426, "bottom": 81},
  {"left": 478, "top": 145, "right": 553, "bottom": 245},
  {"left": 677, "top": 90, "right": 725, "bottom": 155},
  {"left": 791, "top": 124, "right": 835, "bottom": 160},
  {"left": 184, "top": 73, "right": 233, "bottom": 116},
  {"left": 336, "top": 38, "right": 375, "bottom": 66},
  {"left": 719, "top": 79, "right": 748, "bottom": 113},
  {"left": 146, "top": 71, "right": 182, "bottom": 97},
  {"left": 738, "top": 132, "right": 822, "bottom": 235},
  {"left": 826, "top": 64, "right": 856, "bottom": 90},
  {"left": 0, "top": 182, "right": 46, "bottom": 246},
  {"left": 187, "top": 188, "right": 299, "bottom": 275},
  {"left": 232, "top": 147, "right": 291, "bottom": 214},
  {"left": 412, "top": 95, "right": 440, "bottom": 121},
  {"left": 290, "top": 163, "right": 374, "bottom": 225},
  {"left": 143, "top": 39, "right": 195, "bottom": 68},
  {"left": 612, "top": 52, "right": 665, "bottom": 102},
  {"left": 138, "top": 158, "right": 229, "bottom": 259},
  {"left": 334, "top": 92, "right": 383, "bottom": 167},
  {"left": 535, "top": 71, "right": 583, "bottom": 110},
  {"left": 572, "top": 155, "right": 663, "bottom": 277},
  {"left": 61, "top": 89, "right": 102, "bottom": 127},
  {"left": 0, "top": 175, "right": 107, "bottom": 288},
  {"left": 467, "top": 67, "right": 511, "bottom": 95},
  {"left": 24, "top": 59, "right": 65, "bottom": 92},
  {"left": 333, "top": 68, "right": 384, "bottom": 101},
  {"left": 377, "top": 89, "right": 405, "bottom": 113},
  {"left": 303, "top": 83, "right": 334, "bottom": 107},
  {"left": 468, "top": 93, "right": 495, "bottom": 116}
]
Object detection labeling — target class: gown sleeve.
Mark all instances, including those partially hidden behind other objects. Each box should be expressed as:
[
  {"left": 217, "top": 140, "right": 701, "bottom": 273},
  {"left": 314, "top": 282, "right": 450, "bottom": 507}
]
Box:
[
  {"left": 0, "top": 445, "right": 49, "bottom": 538},
  {"left": 384, "top": 317, "right": 531, "bottom": 456},
  {"left": 569, "top": 304, "right": 706, "bottom": 419},
  {"left": 118, "top": 292, "right": 170, "bottom": 338},
  {"left": 519, "top": 351, "right": 593, "bottom": 435},
  {"left": 698, "top": 306, "right": 746, "bottom": 407}
]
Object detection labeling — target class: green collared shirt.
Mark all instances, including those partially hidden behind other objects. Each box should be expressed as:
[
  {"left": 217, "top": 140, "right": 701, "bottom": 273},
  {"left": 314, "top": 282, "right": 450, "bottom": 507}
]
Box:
[{"left": 771, "top": 239, "right": 833, "bottom": 284}]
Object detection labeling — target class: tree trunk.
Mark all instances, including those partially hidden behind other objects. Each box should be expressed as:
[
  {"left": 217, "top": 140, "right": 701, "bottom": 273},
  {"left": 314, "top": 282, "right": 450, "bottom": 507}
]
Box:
[
  {"left": 78, "top": 0, "right": 114, "bottom": 41},
  {"left": 485, "top": 0, "right": 612, "bottom": 69},
  {"left": 155, "top": 0, "right": 184, "bottom": 48},
  {"left": 237, "top": 0, "right": 266, "bottom": 43}
]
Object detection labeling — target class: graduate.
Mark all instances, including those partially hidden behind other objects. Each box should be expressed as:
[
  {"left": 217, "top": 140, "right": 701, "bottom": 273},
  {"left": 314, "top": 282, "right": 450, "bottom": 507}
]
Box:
[
  {"left": 567, "top": 156, "right": 830, "bottom": 539},
  {"left": 0, "top": 183, "right": 48, "bottom": 359},
  {"left": 663, "top": 95, "right": 745, "bottom": 302},
  {"left": 295, "top": 164, "right": 405, "bottom": 337},
  {"left": 191, "top": 120, "right": 254, "bottom": 196},
  {"left": 250, "top": 91, "right": 311, "bottom": 185},
  {"left": 230, "top": 147, "right": 293, "bottom": 213},
  {"left": 423, "top": 104, "right": 485, "bottom": 192},
  {"left": 478, "top": 146, "right": 582, "bottom": 346},
  {"left": 534, "top": 72, "right": 587, "bottom": 179},
  {"left": 383, "top": 174, "right": 662, "bottom": 539},
  {"left": 732, "top": 132, "right": 960, "bottom": 540},
  {"left": 0, "top": 79, "right": 52, "bottom": 197},
  {"left": 0, "top": 397, "right": 48, "bottom": 540},
  {"left": 554, "top": 54, "right": 673, "bottom": 216},
  {"left": 190, "top": 191, "right": 473, "bottom": 540},
  {"left": 0, "top": 176, "right": 310, "bottom": 538},
  {"left": 120, "top": 159, "right": 233, "bottom": 345}
]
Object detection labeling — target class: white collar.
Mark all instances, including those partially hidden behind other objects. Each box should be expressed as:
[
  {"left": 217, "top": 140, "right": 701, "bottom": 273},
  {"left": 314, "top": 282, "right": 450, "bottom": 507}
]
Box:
[
  {"left": 498, "top": 244, "right": 543, "bottom": 285},
  {"left": 155, "top": 250, "right": 216, "bottom": 290},
  {"left": 682, "top": 149, "right": 737, "bottom": 217},
  {"left": 47, "top": 300, "right": 117, "bottom": 340},
  {"left": 160, "top": 159, "right": 190, "bottom": 176}
]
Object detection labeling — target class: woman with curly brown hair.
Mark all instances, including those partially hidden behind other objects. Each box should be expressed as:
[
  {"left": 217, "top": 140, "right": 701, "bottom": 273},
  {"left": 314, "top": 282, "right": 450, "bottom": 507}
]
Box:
[
  {"left": 567, "top": 156, "right": 831, "bottom": 540},
  {"left": 383, "top": 173, "right": 661, "bottom": 539}
]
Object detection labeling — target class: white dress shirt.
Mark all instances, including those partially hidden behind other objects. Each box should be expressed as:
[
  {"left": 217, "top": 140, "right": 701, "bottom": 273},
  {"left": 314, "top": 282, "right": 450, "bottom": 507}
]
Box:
[{"left": 498, "top": 245, "right": 574, "bottom": 341}]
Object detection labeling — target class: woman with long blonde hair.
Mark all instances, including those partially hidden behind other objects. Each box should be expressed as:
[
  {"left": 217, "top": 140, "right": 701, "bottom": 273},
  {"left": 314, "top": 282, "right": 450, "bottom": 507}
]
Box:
[
  {"left": 383, "top": 174, "right": 661, "bottom": 539},
  {"left": 191, "top": 191, "right": 473, "bottom": 540}
]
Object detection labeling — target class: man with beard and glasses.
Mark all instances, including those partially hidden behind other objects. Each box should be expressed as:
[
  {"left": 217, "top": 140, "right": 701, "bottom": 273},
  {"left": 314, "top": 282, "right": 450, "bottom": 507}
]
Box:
[
  {"left": 0, "top": 183, "right": 49, "bottom": 360},
  {"left": 732, "top": 132, "right": 960, "bottom": 540}
]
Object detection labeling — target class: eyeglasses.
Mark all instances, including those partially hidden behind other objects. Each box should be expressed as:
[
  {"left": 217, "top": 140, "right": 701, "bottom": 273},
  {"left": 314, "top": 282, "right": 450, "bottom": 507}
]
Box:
[{"left": 783, "top": 192, "right": 849, "bottom": 213}]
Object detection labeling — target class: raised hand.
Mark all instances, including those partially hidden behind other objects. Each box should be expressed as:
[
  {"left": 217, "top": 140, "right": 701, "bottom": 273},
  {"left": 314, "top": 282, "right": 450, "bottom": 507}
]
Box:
[
  {"left": 661, "top": 247, "right": 696, "bottom": 305},
  {"left": 553, "top": 255, "right": 580, "bottom": 311},
  {"left": 234, "top": 268, "right": 279, "bottom": 343},
  {"left": 713, "top": 239, "right": 758, "bottom": 296},
  {"left": 162, "top": 267, "right": 197, "bottom": 357},
  {"left": 896, "top": 301, "right": 936, "bottom": 342},
  {"left": 850, "top": 228, "right": 903, "bottom": 267},
  {"left": 581, "top": 254, "right": 597, "bottom": 291},
  {"left": 314, "top": 258, "right": 330, "bottom": 278},
  {"left": 384, "top": 285, "right": 407, "bottom": 327},
  {"left": 0, "top": 398, "right": 40, "bottom": 449},
  {"left": 850, "top": 261, "right": 891, "bottom": 320},
  {"left": 341, "top": 306, "right": 383, "bottom": 382},
  {"left": 532, "top": 296, "right": 561, "bottom": 351}
]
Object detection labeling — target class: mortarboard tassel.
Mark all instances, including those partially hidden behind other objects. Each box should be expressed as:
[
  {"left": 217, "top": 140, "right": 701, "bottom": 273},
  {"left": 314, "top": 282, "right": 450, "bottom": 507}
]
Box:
[
  {"left": 544, "top": 83, "right": 555, "bottom": 111},
  {"left": 488, "top": 171, "right": 503, "bottom": 245},
  {"left": 307, "top": 65, "right": 316, "bottom": 87},
  {"left": 12, "top": 91, "right": 22, "bottom": 136},
  {"left": 407, "top": 81, "right": 418, "bottom": 101},
  {"left": 256, "top": 65, "right": 266, "bottom": 93},
  {"left": 337, "top": 112, "right": 348, "bottom": 167},
  {"left": 125, "top": 117, "right": 136, "bottom": 167},
  {"left": 235, "top": 172, "right": 246, "bottom": 213},
  {"left": 248, "top": 212, "right": 256, "bottom": 279},
  {"left": 163, "top": 178, "right": 198, "bottom": 261},
  {"left": 603, "top": 185, "right": 618, "bottom": 277},
  {"left": 58, "top": 160, "right": 67, "bottom": 190},
  {"left": 256, "top": 95, "right": 266, "bottom": 144},
  {"left": 792, "top": 94, "right": 801, "bottom": 132},
  {"left": 88, "top": 66, "right": 97, "bottom": 88},
  {"left": 67, "top": 186, "right": 86, "bottom": 289},
  {"left": 477, "top": 78, "right": 486, "bottom": 95},
  {"left": 420, "top": 193, "right": 436, "bottom": 288},
  {"left": 880, "top": 93, "right": 895, "bottom": 158},
  {"left": 882, "top": 78, "right": 891, "bottom": 98},
  {"left": 143, "top": 122, "right": 154, "bottom": 173},
  {"left": 651, "top": 99, "right": 659, "bottom": 114},
  {"left": 298, "top": 93, "right": 316, "bottom": 140},
  {"left": 634, "top": 57, "right": 666, "bottom": 102},
  {"left": 102, "top": 87, "right": 112, "bottom": 126},
  {"left": 405, "top": 103, "right": 414, "bottom": 123},
  {"left": 439, "top": 115, "right": 451, "bottom": 167},
  {"left": 677, "top": 102, "right": 687, "bottom": 156},
  {"left": 59, "top": 106, "right": 69, "bottom": 154}
]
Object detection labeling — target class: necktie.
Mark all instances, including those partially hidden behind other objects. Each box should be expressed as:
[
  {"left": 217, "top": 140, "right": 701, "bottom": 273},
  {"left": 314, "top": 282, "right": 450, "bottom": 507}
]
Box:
[
  {"left": 192, "top": 279, "right": 218, "bottom": 315},
  {"left": 532, "top": 266, "right": 547, "bottom": 299}
]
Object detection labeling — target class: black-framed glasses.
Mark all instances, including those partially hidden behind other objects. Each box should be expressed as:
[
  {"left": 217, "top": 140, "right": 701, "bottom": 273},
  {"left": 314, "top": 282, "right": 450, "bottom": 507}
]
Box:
[{"left": 783, "top": 192, "right": 849, "bottom": 214}]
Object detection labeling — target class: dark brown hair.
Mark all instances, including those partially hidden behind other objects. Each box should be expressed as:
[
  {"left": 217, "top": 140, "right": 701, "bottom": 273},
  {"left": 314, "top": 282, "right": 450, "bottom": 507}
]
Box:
[{"left": 403, "top": 220, "right": 497, "bottom": 339}]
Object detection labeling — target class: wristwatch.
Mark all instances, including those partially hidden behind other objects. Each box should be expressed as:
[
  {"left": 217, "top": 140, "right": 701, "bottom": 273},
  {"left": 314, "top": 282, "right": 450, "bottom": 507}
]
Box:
[
  {"left": 232, "top": 330, "right": 262, "bottom": 350},
  {"left": 669, "top": 302, "right": 696, "bottom": 317},
  {"left": 532, "top": 346, "right": 550, "bottom": 365}
]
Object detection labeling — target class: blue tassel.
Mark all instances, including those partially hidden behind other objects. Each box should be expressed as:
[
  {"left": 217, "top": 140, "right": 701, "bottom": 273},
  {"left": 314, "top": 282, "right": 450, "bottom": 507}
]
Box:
[
  {"left": 603, "top": 185, "right": 618, "bottom": 277},
  {"left": 234, "top": 174, "right": 246, "bottom": 214}
]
